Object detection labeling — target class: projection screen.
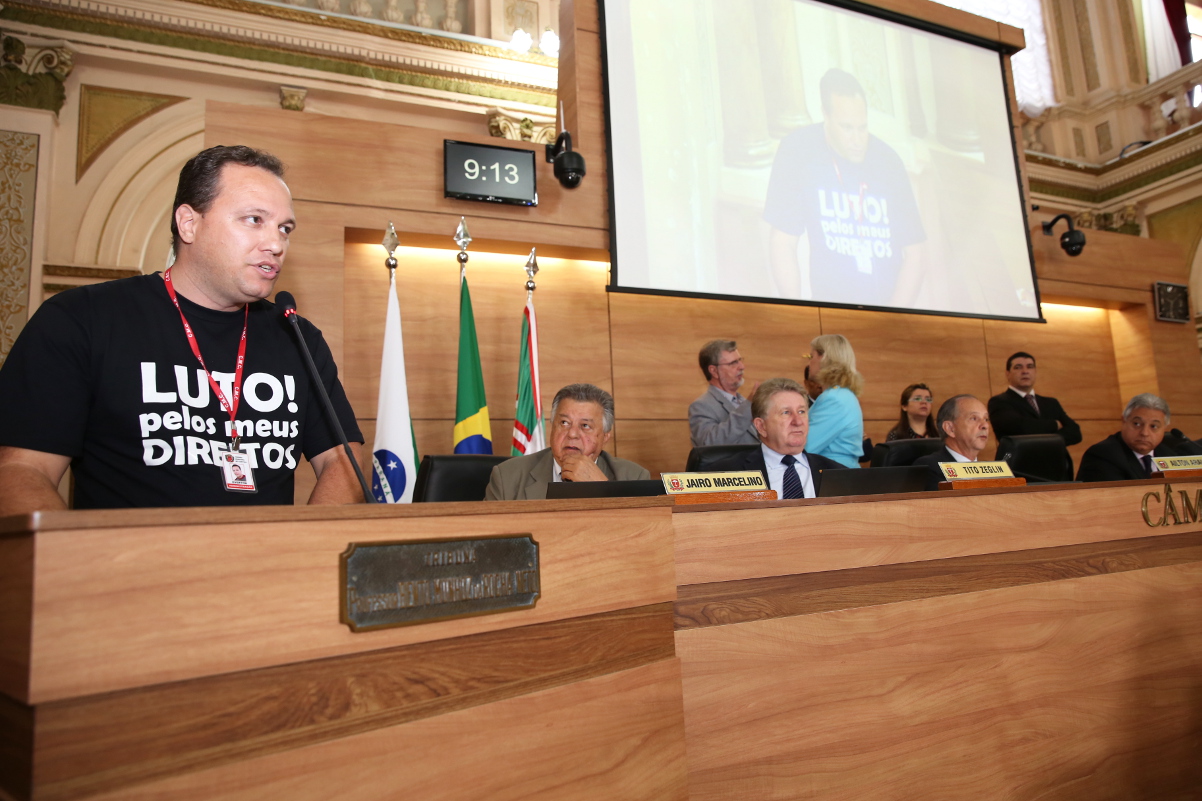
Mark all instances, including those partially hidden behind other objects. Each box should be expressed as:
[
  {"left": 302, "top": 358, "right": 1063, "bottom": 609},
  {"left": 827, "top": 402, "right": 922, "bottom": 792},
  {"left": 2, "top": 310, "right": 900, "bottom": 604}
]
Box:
[{"left": 602, "top": 0, "right": 1042, "bottom": 321}]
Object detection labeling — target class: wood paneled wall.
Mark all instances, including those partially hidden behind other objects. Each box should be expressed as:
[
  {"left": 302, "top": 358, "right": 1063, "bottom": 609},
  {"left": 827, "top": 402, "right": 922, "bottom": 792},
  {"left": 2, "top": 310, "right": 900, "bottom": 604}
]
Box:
[{"left": 205, "top": 0, "right": 1202, "bottom": 487}]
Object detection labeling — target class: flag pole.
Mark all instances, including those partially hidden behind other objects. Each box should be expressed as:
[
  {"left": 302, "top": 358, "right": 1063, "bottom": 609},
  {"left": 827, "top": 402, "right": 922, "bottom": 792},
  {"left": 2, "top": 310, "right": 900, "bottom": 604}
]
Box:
[
  {"left": 452, "top": 218, "right": 493, "bottom": 454},
  {"left": 371, "top": 222, "right": 420, "bottom": 502},
  {"left": 511, "top": 248, "right": 545, "bottom": 456}
]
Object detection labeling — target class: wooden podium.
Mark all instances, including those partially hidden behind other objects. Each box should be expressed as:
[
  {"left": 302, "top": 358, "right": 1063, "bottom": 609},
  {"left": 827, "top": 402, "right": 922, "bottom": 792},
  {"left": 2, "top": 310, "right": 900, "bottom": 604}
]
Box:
[{"left": 0, "top": 498, "right": 687, "bottom": 801}]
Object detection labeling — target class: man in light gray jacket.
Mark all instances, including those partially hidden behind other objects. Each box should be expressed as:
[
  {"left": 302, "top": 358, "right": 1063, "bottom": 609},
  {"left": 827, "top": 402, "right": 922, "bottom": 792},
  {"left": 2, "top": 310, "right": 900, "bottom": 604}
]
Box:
[{"left": 688, "top": 339, "right": 759, "bottom": 447}]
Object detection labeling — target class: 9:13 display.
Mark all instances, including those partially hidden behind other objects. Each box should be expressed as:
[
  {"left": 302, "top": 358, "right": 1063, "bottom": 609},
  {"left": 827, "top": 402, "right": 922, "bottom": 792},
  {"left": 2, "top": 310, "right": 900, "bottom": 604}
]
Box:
[{"left": 464, "top": 159, "right": 520, "bottom": 184}]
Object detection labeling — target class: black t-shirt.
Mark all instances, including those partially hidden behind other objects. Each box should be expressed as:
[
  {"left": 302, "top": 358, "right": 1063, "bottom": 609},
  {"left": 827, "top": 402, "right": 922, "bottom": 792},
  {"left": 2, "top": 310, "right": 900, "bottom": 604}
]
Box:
[
  {"left": 764, "top": 123, "right": 925, "bottom": 306},
  {"left": 0, "top": 274, "right": 362, "bottom": 508}
]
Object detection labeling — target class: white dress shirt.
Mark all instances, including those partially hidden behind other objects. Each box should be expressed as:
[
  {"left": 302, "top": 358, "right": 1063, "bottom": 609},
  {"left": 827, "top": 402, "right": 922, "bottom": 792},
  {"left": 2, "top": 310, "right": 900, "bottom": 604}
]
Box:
[
  {"left": 761, "top": 443, "right": 815, "bottom": 498},
  {"left": 552, "top": 456, "right": 601, "bottom": 483},
  {"left": 944, "top": 446, "right": 975, "bottom": 463}
]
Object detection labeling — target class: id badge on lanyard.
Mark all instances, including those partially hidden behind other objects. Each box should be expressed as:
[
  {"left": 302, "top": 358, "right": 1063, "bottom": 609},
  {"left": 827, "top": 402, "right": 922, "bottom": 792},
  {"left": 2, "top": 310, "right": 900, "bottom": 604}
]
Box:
[{"left": 162, "top": 268, "right": 258, "bottom": 493}]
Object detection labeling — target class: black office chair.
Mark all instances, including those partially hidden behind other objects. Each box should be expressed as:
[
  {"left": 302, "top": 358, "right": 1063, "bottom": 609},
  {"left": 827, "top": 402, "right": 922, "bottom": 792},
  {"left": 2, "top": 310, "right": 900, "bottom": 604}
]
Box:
[
  {"left": 869, "top": 438, "right": 943, "bottom": 467},
  {"left": 412, "top": 454, "right": 511, "bottom": 502},
  {"left": 860, "top": 438, "right": 873, "bottom": 465},
  {"left": 1161, "top": 429, "right": 1202, "bottom": 456},
  {"left": 685, "top": 444, "right": 759, "bottom": 472},
  {"left": 995, "top": 434, "right": 1072, "bottom": 483}
]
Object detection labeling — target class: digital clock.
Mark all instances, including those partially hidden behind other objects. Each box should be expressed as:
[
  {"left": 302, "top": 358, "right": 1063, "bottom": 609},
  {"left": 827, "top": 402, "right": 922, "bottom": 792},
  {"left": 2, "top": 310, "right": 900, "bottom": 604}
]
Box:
[
  {"left": 444, "top": 140, "right": 538, "bottom": 206},
  {"left": 1154, "top": 281, "right": 1190, "bottom": 323}
]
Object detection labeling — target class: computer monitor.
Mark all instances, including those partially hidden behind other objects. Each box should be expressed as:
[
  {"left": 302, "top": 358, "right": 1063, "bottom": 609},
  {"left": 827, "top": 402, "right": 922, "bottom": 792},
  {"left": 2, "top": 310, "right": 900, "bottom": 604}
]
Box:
[
  {"left": 544, "top": 480, "right": 667, "bottom": 500},
  {"left": 817, "top": 465, "right": 929, "bottom": 497}
]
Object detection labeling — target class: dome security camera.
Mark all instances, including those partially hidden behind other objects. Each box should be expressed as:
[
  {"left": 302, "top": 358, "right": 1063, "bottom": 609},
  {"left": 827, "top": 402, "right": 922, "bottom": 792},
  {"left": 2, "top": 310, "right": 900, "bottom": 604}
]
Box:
[
  {"left": 546, "top": 131, "right": 586, "bottom": 189},
  {"left": 1060, "top": 228, "right": 1086, "bottom": 256},
  {"left": 1041, "top": 213, "right": 1086, "bottom": 258}
]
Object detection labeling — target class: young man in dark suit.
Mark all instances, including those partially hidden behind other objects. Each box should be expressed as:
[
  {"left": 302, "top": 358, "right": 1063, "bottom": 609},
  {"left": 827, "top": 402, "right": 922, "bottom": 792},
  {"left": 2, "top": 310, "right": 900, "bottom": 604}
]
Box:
[
  {"left": 987, "top": 352, "right": 1081, "bottom": 447},
  {"left": 709, "top": 377, "right": 844, "bottom": 499}
]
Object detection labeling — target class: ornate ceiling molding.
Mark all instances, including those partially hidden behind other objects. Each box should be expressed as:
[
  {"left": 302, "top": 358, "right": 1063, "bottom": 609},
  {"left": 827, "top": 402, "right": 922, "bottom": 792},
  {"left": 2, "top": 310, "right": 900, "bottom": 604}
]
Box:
[
  {"left": 1026, "top": 123, "right": 1202, "bottom": 205},
  {"left": 0, "top": 27, "right": 73, "bottom": 113},
  {"left": 1, "top": 0, "right": 557, "bottom": 107}
]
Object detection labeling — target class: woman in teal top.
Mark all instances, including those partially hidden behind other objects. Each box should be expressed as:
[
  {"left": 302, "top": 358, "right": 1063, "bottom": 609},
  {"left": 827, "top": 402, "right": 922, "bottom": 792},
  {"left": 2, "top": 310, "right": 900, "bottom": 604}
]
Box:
[{"left": 806, "top": 334, "right": 865, "bottom": 468}]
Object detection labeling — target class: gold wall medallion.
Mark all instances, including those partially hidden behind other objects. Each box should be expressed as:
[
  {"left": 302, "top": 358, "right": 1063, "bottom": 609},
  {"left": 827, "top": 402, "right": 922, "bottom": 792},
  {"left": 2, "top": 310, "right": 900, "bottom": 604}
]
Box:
[{"left": 340, "top": 535, "right": 540, "bottom": 631}]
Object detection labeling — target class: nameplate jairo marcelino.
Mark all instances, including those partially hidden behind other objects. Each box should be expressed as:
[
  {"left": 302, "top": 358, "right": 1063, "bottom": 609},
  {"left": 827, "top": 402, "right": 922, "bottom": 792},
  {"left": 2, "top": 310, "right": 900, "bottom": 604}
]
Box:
[
  {"left": 661, "top": 471, "right": 766, "bottom": 494},
  {"left": 1142, "top": 483, "right": 1202, "bottom": 527},
  {"left": 937, "top": 461, "right": 1014, "bottom": 480},
  {"left": 340, "top": 536, "right": 540, "bottom": 632}
]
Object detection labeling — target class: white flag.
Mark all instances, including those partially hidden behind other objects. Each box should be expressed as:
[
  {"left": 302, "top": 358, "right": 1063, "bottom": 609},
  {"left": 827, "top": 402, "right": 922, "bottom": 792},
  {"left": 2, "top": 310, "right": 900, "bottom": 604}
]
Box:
[{"left": 372, "top": 271, "right": 419, "bottom": 502}]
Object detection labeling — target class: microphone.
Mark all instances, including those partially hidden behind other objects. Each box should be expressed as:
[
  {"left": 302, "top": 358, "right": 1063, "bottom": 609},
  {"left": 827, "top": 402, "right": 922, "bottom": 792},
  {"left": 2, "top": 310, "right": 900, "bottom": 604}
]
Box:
[{"left": 276, "top": 291, "right": 377, "bottom": 504}]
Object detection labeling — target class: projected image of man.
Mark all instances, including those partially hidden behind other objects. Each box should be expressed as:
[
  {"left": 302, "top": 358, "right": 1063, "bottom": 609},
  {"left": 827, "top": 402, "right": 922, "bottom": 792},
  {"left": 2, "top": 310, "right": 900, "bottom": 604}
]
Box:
[{"left": 764, "top": 69, "right": 925, "bottom": 308}]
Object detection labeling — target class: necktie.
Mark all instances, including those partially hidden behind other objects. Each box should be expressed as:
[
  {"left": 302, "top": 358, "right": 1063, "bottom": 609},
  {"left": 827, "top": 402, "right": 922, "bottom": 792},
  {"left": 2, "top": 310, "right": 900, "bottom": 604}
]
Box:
[
  {"left": 732, "top": 394, "right": 741, "bottom": 407},
  {"left": 1026, "top": 394, "right": 1040, "bottom": 414},
  {"left": 1141, "top": 454, "right": 1153, "bottom": 476},
  {"left": 781, "top": 454, "right": 804, "bottom": 499}
]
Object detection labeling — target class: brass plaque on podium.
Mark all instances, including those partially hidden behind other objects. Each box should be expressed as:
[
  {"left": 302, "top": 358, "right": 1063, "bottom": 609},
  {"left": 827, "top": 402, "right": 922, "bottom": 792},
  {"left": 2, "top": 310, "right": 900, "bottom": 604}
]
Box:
[{"left": 340, "top": 536, "right": 540, "bottom": 632}]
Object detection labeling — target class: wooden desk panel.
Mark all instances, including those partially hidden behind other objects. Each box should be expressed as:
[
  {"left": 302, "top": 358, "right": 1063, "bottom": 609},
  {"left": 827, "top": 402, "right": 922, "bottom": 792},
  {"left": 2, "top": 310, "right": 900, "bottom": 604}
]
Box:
[
  {"left": 675, "top": 561, "right": 1202, "bottom": 800},
  {"left": 15, "top": 503, "right": 676, "bottom": 703},
  {"left": 87, "top": 659, "right": 689, "bottom": 801},
  {"left": 673, "top": 481, "right": 1202, "bottom": 586}
]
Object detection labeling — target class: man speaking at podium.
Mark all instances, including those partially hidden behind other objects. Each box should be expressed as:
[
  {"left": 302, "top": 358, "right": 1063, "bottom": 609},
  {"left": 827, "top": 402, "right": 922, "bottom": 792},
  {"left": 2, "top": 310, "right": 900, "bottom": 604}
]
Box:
[{"left": 0, "top": 145, "right": 364, "bottom": 513}]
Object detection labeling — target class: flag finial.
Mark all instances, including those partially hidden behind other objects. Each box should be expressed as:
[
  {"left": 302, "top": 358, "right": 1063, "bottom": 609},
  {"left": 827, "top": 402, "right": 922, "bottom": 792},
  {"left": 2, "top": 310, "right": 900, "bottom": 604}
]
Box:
[
  {"left": 525, "top": 248, "right": 538, "bottom": 291},
  {"left": 454, "top": 217, "right": 472, "bottom": 251},
  {"left": 382, "top": 222, "right": 399, "bottom": 275}
]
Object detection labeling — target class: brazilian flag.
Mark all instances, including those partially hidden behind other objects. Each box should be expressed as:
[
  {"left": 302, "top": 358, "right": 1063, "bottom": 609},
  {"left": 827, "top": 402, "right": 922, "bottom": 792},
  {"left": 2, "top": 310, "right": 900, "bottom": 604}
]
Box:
[{"left": 453, "top": 273, "right": 492, "bottom": 453}]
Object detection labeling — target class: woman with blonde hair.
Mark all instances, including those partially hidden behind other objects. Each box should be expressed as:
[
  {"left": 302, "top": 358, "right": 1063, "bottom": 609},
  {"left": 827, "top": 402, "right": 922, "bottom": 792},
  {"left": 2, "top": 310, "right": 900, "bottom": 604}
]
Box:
[{"left": 806, "top": 334, "right": 865, "bottom": 468}]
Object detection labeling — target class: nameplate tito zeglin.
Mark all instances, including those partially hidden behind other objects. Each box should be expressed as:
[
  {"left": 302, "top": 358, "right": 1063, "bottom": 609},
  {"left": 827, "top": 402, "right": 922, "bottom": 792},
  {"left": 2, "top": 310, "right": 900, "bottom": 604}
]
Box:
[
  {"left": 938, "top": 460, "right": 1014, "bottom": 480},
  {"left": 340, "top": 536, "right": 540, "bottom": 632}
]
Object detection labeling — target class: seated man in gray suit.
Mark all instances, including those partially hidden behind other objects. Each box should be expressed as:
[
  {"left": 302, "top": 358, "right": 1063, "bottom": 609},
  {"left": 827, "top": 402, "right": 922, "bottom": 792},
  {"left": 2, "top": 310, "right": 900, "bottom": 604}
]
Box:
[
  {"left": 689, "top": 339, "right": 759, "bottom": 447},
  {"left": 913, "top": 394, "right": 992, "bottom": 491},
  {"left": 485, "top": 383, "right": 649, "bottom": 500}
]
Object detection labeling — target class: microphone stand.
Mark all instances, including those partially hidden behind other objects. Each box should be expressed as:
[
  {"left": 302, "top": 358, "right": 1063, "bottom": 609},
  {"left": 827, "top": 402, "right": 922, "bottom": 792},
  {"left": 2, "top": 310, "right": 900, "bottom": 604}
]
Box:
[{"left": 277, "top": 292, "right": 377, "bottom": 504}]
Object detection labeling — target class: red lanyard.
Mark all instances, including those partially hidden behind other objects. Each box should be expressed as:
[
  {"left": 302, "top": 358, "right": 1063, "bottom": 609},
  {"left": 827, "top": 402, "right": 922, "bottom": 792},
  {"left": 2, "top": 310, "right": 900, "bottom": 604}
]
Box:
[
  {"left": 162, "top": 268, "right": 248, "bottom": 441},
  {"left": 831, "top": 158, "right": 868, "bottom": 222}
]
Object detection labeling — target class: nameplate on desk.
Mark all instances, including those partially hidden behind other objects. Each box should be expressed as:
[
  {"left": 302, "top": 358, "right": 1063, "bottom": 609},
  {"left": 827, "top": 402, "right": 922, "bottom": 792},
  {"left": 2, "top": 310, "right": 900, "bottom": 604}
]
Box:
[
  {"left": 1152, "top": 456, "right": 1202, "bottom": 471},
  {"left": 661, "top": 471, "right": 766, "bottom": 494},
  {"left": 938, "top": 461, "right": 1014, "bottom": 480},
  {"left": 340, "top": 536, "right": 540, "bottom": 632}
]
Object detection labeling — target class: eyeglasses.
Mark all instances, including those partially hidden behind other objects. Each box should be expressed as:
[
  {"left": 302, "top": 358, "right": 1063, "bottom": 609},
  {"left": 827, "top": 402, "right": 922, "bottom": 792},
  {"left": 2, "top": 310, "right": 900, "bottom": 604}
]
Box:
[
  {"left": 717, "top": 358, "right": 744, "bottom": 367},
  {"left": 908, "top": 395, "right": 933, "bottom": 403}
]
